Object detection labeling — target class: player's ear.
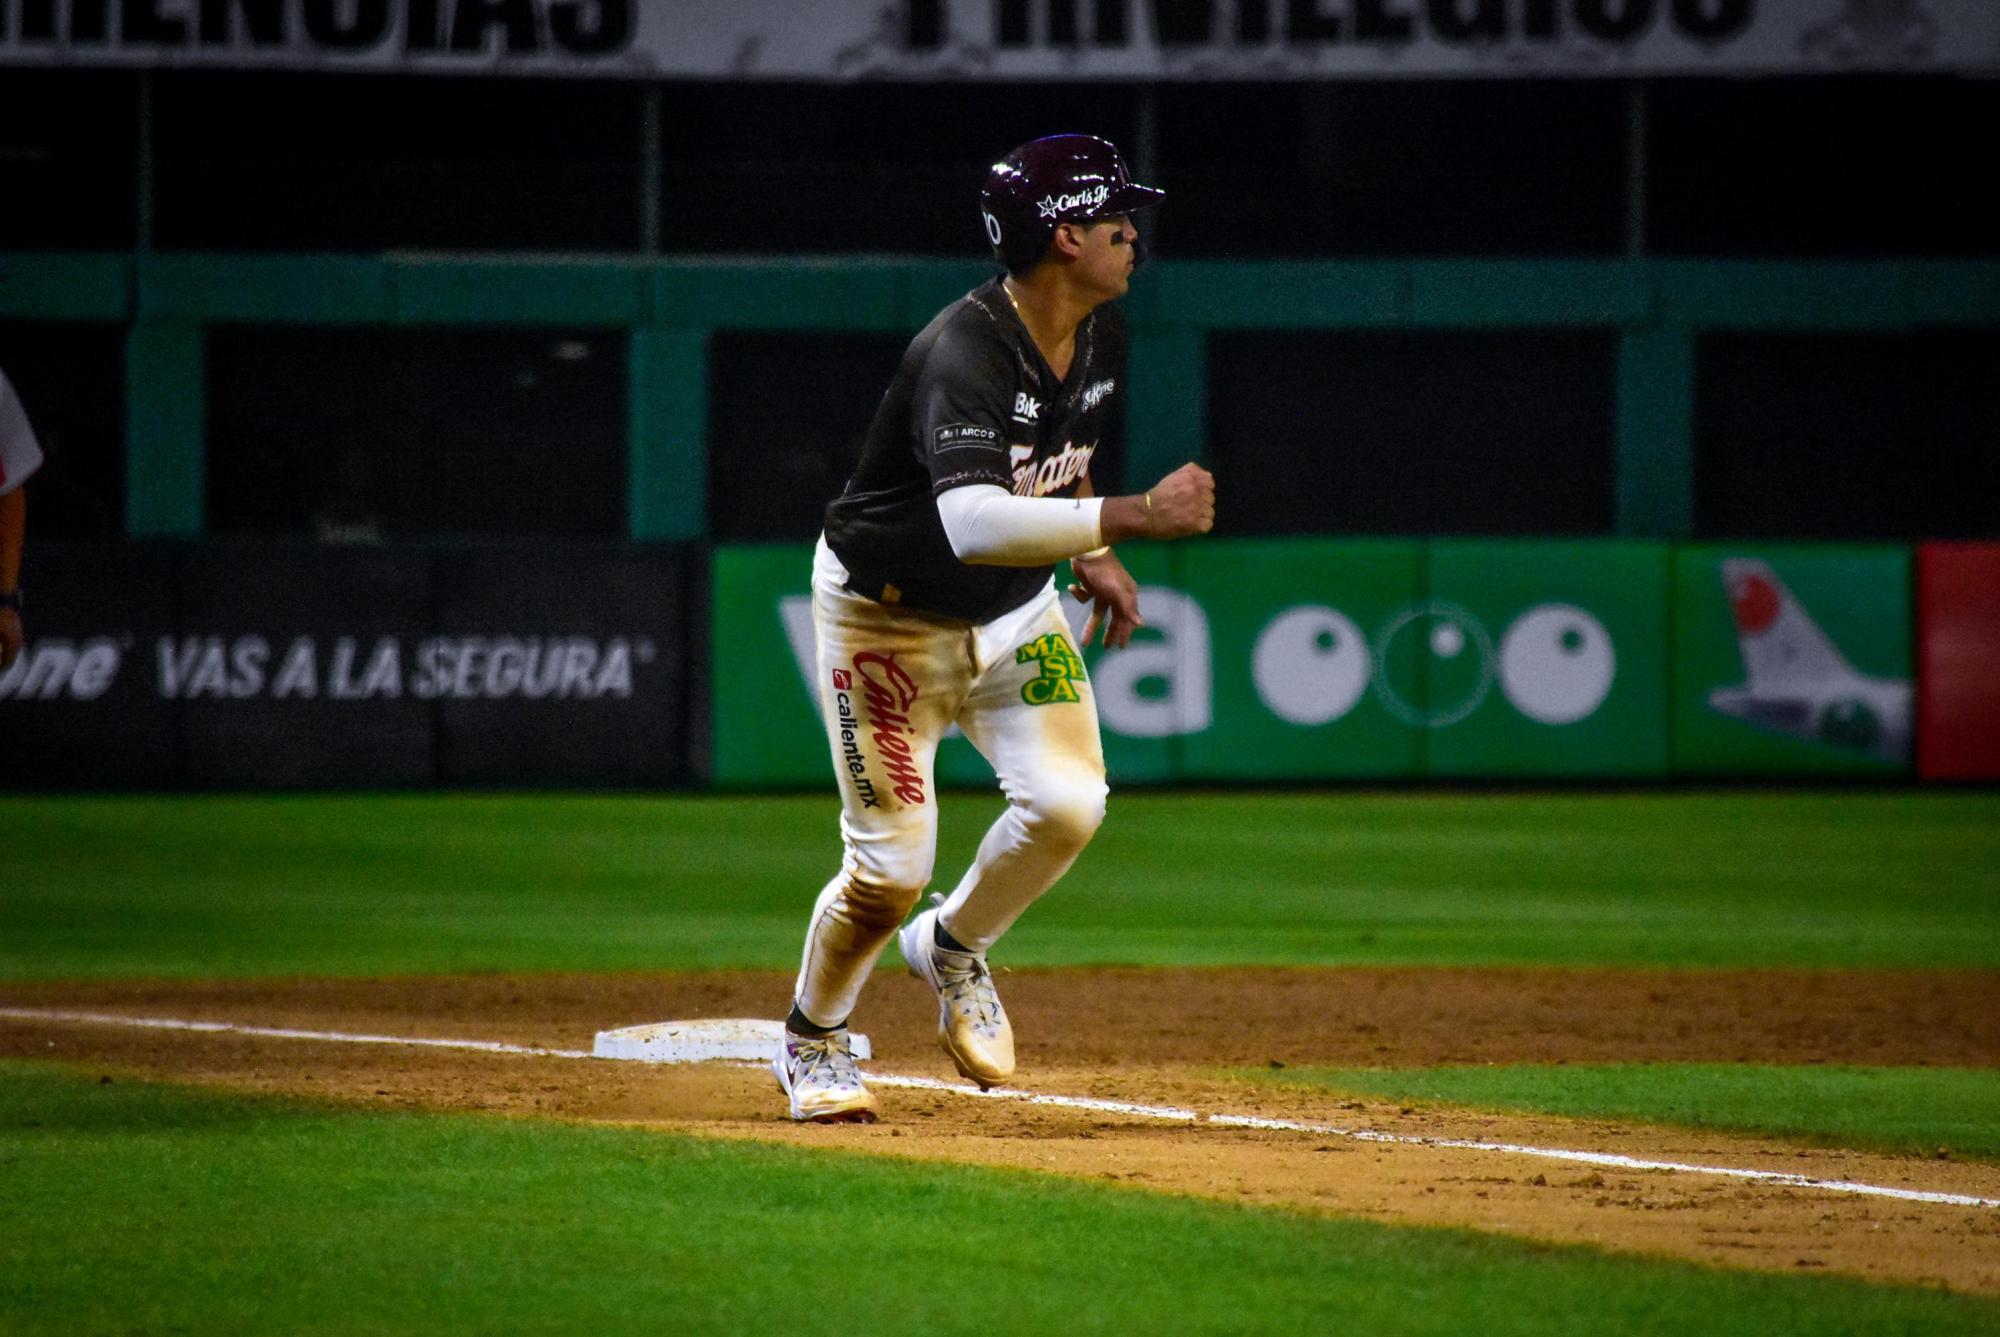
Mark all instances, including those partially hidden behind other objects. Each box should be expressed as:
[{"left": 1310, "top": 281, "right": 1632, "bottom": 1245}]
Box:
[{"left": 1052, "top": 221, "right": 1089, "bottom": 260}]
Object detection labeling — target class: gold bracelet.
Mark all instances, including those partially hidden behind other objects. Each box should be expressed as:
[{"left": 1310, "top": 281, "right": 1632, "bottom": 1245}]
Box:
[{"left": 1144, "top": 491, "right": 1154, "bottom": 512}]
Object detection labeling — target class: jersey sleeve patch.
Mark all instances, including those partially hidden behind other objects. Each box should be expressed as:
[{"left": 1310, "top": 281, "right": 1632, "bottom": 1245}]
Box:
[
  {"left": 916, "top": 316, "right": 1018, "bottom": 495},
  {"left": 932, "top": 423, "right": 1003, "bottom": 455},
  {"left": 929, "top": 423, "right": 1010, "bottom": 492}
]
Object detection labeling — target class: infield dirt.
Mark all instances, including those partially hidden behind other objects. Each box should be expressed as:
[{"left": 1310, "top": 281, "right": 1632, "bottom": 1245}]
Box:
[{"left": 5, "top": 966, "right": 1997, "bottom": 1295}]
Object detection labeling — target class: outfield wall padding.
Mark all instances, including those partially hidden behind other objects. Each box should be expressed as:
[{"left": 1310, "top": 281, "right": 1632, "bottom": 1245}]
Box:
[
  {"left": 0, "top": 542, "right": 692, "bottom": 789},
  {"left": 1670, "top": 545, "right": 1912, "bottom": 777},
  {"left": 7, "top": 536, "right": 1981, "bottom": 788},
  {"left": 0, "top": 544, "right": 181, "bottom": 787},
  {"left": 709, "top": 537, "right": 1928, "bottom": 787},
  {"left": 1917, "top": 542, "right": 2000, "bottom": 781}
]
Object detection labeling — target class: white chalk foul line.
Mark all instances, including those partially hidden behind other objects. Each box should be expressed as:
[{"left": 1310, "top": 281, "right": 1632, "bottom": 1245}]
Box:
[
  {"left": 5, "top": 1007, "right": 1995, "bottom": 1211},
  {"left": 0, "top": 1008, "right": 595, "bottom": 1061},
  {"left": 861, "top": 1073, "right": 2000, "bottom": 1209}
]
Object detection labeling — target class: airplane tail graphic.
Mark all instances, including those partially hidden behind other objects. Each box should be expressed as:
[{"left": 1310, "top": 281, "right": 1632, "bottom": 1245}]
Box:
[
  {"left": 1706, "top": 558, "right": 1912, "bottom": 763},
  {"left": 1718, "top": 558, "right": 1857, "bottom": 690}
]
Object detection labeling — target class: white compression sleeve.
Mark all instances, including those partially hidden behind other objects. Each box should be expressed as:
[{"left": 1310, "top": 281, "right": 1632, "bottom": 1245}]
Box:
[{"left": 935, "top": 484, "right": 1105, "bottom": 566}]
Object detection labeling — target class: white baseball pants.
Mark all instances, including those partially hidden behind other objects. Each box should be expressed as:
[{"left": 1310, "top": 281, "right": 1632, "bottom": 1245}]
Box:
[{"left": 793, "top": 536, "right": 1108, "bottom": 1030}]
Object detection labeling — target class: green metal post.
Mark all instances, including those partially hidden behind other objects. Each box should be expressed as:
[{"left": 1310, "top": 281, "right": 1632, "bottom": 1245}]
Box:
[
  {"left": 1124, "top": 328, "right": 1206, "bottom": 490},
  {"left": 627, "top": 327, "right": 709, "bottom": 542},
  {"left": 124, "top": 319, "right": 206, "bottom": 537},
  {"left": 1614, "top": 326, "right": 1695, "bottom": 539}
]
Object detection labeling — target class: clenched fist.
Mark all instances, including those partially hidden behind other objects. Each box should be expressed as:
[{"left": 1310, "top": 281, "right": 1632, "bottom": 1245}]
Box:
[
  {"left": 1143, "top": 462, "right": 1215, "bottom": 539},
  {"left": 1100, "top": 461, "right": 1216, "bottom": 546}
]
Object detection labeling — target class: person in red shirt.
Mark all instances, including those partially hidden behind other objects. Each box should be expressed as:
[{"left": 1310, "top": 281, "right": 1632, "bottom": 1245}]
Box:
[{"left": 0, "top": 366, "right": 45, "bottom": 672}]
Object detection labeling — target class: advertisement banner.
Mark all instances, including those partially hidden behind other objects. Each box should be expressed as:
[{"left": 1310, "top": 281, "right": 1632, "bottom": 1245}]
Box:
[
  {"left": 431, "top": 546, "right": 684, "bottom": 786},
  {"left": 0, "top": 543, "right": 181, "bottom": 788},
  {"left": 1915, "top": 541, "right": 2000, "bottom": 781},
  {"left": 1425, "top": 540, "right": 1669, "bottom": 777},
  {"left": 5, "top": 0, "right": 1995, "bottom": 80},
  {"left": 710, "top": 542, "right": 824, "bottom": 786},
  {"left": 1179, "top": 538, "right": 1423, "bottom": 779},
  {"left": 0, "top": 541, "right": 689, "bottom": 789},
  {"left": 712, "top": 536, "right": 1675, "bottom": 785},
  {"left": 1670, "top": 543, "right": 1912, "bottom": 776},
  {"left": 175, "top": 545, "right": 439, "bottom": 787}
]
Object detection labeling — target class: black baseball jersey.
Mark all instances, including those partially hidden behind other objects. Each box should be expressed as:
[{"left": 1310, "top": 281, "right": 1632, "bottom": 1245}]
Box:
[{"left": 823, "top": 277, "right": 1126, "bottom": 623}]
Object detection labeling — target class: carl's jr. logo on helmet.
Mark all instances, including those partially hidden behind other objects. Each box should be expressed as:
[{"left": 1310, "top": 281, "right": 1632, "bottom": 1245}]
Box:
[{"left": 1036, "top": 184, "right": 1110, "bottom": 219}]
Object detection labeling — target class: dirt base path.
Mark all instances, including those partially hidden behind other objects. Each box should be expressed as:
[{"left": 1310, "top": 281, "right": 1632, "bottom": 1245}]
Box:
[{"left": 5, "top": 967, "right": 1998, "bottom": 1296}]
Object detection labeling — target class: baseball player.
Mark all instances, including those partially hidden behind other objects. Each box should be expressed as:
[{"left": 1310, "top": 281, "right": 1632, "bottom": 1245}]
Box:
[
  {"left": 0, "top": 365, "right": 43, "bottom": 672},
  {"left": 774, "top": 135, "right": 1215, "bottom": 1123}
]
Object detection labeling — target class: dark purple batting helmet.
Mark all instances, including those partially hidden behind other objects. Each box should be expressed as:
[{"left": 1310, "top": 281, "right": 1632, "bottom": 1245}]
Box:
[{"left": 980, "top": 134, "right": 1166, "bottom": 275}]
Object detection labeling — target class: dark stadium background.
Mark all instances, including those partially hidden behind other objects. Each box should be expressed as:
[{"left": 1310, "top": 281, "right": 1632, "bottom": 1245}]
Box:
[
  {"left": 2, "top": 60, "right": 1996, "bottom": 788},
  {"left": 3, "top": 71, "right": 1993, "bottom": 545}
]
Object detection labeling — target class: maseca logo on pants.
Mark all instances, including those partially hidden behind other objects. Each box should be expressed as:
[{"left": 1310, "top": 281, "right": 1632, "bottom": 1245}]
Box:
[
  {"left": 832, "top": 653, "right": 926, "bottom": 808},
  {"left": 1016, "top": 632, "right": 1084, "bottom": 706}
]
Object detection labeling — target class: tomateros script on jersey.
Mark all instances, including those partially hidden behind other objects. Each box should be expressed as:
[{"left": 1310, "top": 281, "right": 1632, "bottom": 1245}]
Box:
[{"left": 1009, "top": 440, "right": 1094, "bottom": 498}]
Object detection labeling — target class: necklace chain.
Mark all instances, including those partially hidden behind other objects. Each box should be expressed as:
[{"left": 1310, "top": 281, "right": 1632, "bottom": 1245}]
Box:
[{"left": 1002, "top": 278, "right": 1078, "bottom": 381}]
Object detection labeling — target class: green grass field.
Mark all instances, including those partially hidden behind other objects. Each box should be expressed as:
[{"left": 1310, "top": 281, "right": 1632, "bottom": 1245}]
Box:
[
  {"left": 7, "top": 791, "right": 2000, "bottom": 1334},
  {"left": 6, "top": 791, "right": 1998, "bottom": 979},
  {"left": 5, "top": 1063, "right": 1997, "bottom": 1337},
  {"left": 1244, "top": 1063, "right": 2000, "bottom": 1161}
]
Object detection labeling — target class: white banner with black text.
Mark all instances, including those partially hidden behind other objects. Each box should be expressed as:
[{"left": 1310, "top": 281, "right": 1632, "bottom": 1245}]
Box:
[{"left": 2, "top": 0, "right": 1996, "bottom": 79}]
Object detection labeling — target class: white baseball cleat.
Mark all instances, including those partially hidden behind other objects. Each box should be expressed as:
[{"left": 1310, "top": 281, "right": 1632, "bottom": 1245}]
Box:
[
  {"left": 772, "top": 1028, "right": 880, "bottom": 1124},
  {"left": 900, "top": 902, "right": 1015, "bottom": 1088}
]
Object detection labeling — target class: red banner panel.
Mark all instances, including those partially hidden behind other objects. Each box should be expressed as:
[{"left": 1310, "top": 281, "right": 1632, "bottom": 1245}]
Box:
[{"left": 1917, "top": 542, "right": 2000, "bottom": 780}]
